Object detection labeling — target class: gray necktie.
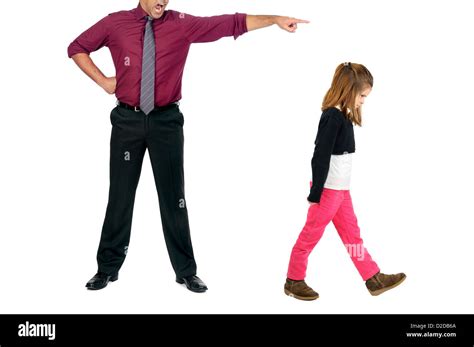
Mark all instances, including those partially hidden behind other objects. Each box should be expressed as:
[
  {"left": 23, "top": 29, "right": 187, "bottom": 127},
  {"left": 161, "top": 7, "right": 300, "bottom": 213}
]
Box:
[{"left": 140, "top": 17, "right": 155, "bottom": 115}]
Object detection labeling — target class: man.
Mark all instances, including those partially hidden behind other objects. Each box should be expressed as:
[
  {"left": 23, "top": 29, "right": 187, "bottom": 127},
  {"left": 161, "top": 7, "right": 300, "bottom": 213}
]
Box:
[{"left": 68, "top": 0, "right": 308, "bottom": 293}]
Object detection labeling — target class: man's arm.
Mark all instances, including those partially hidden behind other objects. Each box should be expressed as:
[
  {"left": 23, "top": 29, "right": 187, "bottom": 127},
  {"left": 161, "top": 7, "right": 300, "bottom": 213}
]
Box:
[
  {"left": 68, "top": 16, "right": 114, "bottom": 93},
  {"left": 246, "top": 15, "right": 309, "bottom": 33},
  {"left": 71, "top": 53, "right": 116, "bottom": 94},
  {"left": 179, "top": 13, "right": 308, "bottom": 44}
]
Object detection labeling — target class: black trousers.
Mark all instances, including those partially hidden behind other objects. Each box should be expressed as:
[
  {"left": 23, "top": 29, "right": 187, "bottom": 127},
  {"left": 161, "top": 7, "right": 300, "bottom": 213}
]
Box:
[{"left": 97, "top": 104, "right": 197, "bottom": 278}]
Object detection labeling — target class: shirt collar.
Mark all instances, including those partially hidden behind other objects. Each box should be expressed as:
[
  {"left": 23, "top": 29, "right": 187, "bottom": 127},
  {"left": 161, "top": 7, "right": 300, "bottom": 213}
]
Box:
[{"left": 135, "top": 3, "right": 149, "bottom": 20}]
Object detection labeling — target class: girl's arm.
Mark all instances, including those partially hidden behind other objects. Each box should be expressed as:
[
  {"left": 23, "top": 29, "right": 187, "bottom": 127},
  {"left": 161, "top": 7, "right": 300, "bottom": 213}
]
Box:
[{"left": 308, "top": 110, "right": 342, "bottom": 203}]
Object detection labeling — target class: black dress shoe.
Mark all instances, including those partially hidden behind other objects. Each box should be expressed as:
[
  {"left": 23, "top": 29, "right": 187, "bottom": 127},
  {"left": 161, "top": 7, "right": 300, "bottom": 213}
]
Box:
[
  {"left": 176, "top": 275, "right": 208, "bottom": 293},
  {"left": 85, "top": 272, "right": 118, "bottom": 290}
]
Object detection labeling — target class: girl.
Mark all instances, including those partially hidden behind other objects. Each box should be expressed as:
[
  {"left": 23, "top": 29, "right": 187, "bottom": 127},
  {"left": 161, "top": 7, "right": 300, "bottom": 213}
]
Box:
[{"left": 285, "top": 63, "right": 406, "bottom": 300}]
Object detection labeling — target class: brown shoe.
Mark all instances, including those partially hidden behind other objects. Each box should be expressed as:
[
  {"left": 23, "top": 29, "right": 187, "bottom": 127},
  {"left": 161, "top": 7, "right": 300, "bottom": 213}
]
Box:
[
  {"left": 366, "top": 272, "right": 406, "bottom": 296},
  {"left": 284, "top": 278, "right": 319, "bottom": 301}
]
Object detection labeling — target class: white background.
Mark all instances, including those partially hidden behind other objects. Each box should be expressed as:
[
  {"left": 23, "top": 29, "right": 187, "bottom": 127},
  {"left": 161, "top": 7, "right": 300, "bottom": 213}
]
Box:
[{"left": 0, "top": 0, "right": 473, "bottom": 314}]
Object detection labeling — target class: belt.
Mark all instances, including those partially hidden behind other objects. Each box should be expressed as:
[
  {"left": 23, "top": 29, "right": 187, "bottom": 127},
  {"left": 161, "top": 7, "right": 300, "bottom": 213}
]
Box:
[{"left": 117, "top": 101, "right": 179, "bottom": 113}]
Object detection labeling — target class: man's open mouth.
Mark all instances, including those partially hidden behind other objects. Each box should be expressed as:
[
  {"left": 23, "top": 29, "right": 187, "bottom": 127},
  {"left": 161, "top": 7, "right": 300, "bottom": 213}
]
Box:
[{"left": 154, "top": 3, "right": 165, "bottom": 13}]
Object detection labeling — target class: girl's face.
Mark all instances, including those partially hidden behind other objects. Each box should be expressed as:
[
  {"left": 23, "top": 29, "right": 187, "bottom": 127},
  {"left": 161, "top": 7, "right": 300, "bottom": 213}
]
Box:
[{"left": 355, "top": 87, "right": 372, "bottom": 109}]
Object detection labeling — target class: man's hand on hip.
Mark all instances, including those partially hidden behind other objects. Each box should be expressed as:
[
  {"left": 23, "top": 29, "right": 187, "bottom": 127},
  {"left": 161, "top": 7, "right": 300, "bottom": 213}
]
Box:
[
  {"left": 71, "top": 53, "right": 117, "bottom": 95},
  {"left": 100, "top": 77, "right": 117, "bottom": 95}
]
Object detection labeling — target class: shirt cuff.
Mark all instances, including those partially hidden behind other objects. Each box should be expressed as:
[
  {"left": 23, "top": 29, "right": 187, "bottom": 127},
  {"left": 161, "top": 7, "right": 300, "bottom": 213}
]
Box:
[
  {"left": 234, "top": 13, "right": 248, "bottom": 39},
  {"left": 67, "top": 41, "right": 90, "bottom": 58}
]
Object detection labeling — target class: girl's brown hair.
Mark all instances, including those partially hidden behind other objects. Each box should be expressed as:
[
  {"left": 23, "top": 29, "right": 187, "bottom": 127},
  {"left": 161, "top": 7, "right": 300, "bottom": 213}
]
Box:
[{"left": 322, "top": 62, "right": 373, "bottom": 126}]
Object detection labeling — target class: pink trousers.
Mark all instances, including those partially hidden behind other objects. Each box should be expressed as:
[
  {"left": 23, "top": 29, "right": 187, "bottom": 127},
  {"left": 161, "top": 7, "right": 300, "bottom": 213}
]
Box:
[{"left": 287, "top": 188, "right": 380, "bottom": 281}]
